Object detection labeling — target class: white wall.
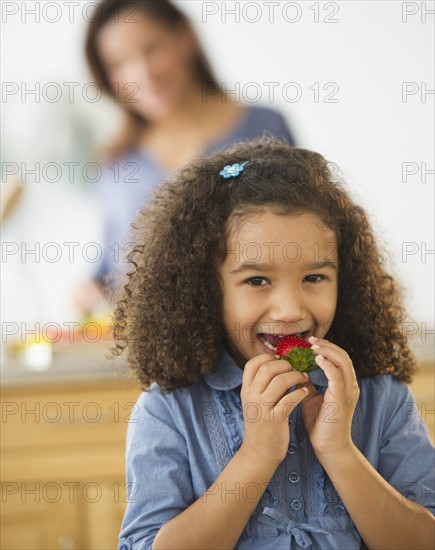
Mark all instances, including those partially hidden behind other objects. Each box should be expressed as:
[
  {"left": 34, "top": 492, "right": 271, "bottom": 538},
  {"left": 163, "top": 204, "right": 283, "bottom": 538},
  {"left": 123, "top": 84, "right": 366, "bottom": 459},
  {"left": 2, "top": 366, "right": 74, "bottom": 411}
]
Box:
[{"left": 1, "top": 1, "right": 434, "bottom": 359}]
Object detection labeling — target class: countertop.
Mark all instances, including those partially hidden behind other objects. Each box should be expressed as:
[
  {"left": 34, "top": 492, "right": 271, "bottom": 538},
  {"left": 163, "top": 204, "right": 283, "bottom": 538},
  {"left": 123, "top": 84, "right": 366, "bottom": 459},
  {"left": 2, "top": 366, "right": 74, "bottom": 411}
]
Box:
[{"left": 0, "top": 341, "right": 132, "bottom": 387}]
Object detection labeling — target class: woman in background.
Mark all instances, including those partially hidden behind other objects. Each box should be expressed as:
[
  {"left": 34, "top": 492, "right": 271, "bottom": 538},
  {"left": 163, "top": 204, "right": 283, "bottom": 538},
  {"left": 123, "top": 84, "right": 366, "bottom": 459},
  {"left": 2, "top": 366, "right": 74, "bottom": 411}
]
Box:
[{"left": 75, "top": 0, "right": 295, "bottom": 313}]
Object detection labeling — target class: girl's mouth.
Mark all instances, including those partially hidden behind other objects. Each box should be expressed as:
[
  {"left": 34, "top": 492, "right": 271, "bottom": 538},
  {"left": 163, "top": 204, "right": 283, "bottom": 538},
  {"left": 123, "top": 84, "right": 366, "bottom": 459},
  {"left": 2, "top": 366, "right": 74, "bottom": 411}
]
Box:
[{"left": 258, "top": 332, "right": 304, "bottom": 353}]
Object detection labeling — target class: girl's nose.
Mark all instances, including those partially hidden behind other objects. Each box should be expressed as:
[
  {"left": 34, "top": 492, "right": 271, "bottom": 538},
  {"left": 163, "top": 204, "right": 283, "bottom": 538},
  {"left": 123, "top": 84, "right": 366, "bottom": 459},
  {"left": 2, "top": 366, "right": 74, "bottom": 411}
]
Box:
[{"left": 268, "top": 287, "right": 306, "bottom": 324}]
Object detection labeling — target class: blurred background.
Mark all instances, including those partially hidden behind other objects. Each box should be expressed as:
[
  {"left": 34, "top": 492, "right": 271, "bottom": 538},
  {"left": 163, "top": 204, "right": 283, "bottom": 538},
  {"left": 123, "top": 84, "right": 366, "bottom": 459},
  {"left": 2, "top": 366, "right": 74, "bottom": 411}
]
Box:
[{"left": 1, "top": 1, "right": 434, "bottom": 549}]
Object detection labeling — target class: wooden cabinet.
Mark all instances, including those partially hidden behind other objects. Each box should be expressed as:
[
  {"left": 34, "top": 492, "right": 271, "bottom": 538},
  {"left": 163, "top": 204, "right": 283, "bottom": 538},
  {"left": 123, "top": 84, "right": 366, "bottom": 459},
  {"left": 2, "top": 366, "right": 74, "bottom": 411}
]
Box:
[{"left": 1, "top": 377, "right": 141, "bottom": 550}]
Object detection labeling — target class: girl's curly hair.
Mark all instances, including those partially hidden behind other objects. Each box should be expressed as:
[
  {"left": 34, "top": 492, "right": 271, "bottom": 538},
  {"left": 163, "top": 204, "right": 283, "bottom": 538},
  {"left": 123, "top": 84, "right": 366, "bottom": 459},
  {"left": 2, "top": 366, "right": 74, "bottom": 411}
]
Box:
[{"left": 109, "top": 137, "right": 417, "bottom": 390}]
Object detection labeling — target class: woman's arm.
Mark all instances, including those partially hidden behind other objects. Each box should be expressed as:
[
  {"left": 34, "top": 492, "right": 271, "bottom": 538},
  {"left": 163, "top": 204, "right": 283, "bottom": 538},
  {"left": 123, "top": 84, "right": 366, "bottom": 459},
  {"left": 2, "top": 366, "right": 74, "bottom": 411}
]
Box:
[{"left": 319, "top": 443, "right": 434, "bottom": 549}]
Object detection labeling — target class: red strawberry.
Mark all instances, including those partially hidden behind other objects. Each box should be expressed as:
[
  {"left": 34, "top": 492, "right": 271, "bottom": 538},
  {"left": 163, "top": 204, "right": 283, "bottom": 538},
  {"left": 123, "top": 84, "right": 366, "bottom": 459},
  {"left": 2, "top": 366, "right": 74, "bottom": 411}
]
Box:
[{"left": 276, "top": 335, "right": 319, "bottom": 373}]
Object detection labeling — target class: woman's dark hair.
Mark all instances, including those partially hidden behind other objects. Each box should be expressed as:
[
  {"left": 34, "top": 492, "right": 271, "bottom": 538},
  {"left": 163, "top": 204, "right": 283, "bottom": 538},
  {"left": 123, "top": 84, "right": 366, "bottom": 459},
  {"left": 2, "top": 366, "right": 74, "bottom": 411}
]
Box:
[
  {"left": 109, "top": 137, "right": 417, "bottom": 390},
  {"left": 85, "top": 0, "right": 220, "bottom": 158}
]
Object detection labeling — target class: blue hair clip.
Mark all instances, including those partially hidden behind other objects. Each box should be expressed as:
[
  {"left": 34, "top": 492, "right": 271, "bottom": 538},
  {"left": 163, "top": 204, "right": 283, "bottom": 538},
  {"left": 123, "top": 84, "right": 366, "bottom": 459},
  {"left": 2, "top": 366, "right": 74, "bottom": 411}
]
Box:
[{"left": 219, "top": 161, "right": 249, "bottom": 179}]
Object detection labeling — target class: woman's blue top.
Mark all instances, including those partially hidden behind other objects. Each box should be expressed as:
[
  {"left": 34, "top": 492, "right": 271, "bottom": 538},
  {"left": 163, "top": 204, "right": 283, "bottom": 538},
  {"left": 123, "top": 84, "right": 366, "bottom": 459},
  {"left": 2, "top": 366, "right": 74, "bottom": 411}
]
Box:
[
  {"left": 94, "top": 106, "right": 295, "bottom": 281},
  {"left": 118, "top": 352, "right": 435, "bottom": 549}
]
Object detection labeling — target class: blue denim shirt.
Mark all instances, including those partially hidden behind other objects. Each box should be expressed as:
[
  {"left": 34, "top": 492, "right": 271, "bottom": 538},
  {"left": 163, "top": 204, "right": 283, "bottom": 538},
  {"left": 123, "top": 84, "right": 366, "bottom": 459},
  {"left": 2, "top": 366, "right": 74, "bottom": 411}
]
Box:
[{"left": 119, "top": 353, "right": 435, "bottom": 549}]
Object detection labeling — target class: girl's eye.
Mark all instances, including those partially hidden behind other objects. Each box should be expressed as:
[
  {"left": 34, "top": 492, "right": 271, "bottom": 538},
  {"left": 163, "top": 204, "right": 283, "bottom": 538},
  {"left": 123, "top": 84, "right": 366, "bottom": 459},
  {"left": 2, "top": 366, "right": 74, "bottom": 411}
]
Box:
[
  {"left": 247, "top": 277, "right": 268, "bottom": 287},
  {"left": 305, "top": 274, "right": 324, "bottom": 283}
]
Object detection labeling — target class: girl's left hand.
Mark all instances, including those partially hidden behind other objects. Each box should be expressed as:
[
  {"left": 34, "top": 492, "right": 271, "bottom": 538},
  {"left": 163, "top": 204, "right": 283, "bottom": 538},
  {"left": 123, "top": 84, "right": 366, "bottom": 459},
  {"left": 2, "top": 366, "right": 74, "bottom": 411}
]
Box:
[{"left": 301, "top": 337, "right": 360, "bottom": 458}]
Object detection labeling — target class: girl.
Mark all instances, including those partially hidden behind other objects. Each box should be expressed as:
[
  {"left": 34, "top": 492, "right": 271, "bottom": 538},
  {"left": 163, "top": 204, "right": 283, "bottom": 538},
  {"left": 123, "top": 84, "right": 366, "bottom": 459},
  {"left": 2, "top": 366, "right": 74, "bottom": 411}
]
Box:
[
  {"left": 112, "top": 138, "right": 434, "bottom": 549},
  {"left": 76, "top": 0, "right": 294, "bottom": 314}
]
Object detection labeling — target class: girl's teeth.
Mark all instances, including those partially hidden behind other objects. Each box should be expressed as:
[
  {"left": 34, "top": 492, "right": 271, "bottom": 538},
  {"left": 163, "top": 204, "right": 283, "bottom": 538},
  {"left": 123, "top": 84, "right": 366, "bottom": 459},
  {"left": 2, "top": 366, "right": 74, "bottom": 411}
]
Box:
[{"left": 259, "top": 334, "right": 277, "bottom": 351}]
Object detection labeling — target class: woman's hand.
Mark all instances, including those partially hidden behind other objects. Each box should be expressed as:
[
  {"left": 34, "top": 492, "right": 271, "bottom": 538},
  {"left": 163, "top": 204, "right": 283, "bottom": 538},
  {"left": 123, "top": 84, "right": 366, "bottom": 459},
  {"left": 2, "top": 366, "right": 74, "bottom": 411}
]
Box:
[
  {"left": 71, "top": 278, "right": 107, "bottom": 316},
  {"left": 239, "top": 354, "right": 309, "bottom": 467},
  {"left": 301, "top": 338, "right": 360, "bottom": 458}
]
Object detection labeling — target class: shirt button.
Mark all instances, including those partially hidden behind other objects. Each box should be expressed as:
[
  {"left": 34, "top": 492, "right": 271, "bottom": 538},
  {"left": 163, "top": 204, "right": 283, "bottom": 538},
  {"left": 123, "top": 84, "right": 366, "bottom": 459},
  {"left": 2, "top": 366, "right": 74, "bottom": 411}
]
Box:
[
  {"left": 290, "top": 499, "right": 302, "bottom": 511},
  {"left": 287, "top": 444, "right": 297, "bottom": 455},
  {"left": 288, "top": 472, "right": 300, "bottom": 483}
]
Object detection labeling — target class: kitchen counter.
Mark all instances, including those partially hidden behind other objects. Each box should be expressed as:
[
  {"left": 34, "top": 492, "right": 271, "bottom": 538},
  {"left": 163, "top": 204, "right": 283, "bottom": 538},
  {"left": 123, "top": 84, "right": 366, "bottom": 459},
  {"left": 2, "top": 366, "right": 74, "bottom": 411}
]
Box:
[{"left": 0, "top": 341, "right": 133, "bottom": 387}]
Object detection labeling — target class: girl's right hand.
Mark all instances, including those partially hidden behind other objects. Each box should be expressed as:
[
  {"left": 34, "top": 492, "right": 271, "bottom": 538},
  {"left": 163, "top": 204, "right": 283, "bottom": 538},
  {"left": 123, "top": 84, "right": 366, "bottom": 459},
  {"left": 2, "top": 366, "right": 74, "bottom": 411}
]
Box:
[{"left": 239, "top": 354, "right": 309, "bottom": 467}]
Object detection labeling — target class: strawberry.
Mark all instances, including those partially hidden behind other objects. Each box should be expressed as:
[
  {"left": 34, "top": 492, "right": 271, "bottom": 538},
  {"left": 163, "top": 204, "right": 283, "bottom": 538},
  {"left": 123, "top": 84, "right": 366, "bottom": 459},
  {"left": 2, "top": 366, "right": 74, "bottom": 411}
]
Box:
[{"left": 276, "top": 335, "right": 319, "bottom": 373}]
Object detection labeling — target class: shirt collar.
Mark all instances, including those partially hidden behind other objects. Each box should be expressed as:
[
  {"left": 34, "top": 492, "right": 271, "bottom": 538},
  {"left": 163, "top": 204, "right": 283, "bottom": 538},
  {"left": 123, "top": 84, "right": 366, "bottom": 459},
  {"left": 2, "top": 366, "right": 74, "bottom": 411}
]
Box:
[
  {"left": 204, "top": 352, "right": 329, "bottom": 390},
  {"left": 204, "top": 352, "right": 243, "bottom": 390},
  {"left": 306, "top": 367, "right": 328, "bottom": 387}
]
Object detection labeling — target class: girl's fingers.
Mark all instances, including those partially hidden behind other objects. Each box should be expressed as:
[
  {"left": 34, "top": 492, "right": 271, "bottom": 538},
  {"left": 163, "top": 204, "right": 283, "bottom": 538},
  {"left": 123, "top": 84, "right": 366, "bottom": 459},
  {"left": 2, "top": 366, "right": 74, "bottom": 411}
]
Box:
[
  {"left": 276, "top": 385, "right": 309, "bottom": 418},
  {"left": 301, "top": 378, "right": 317, "bottom": 398},
  {"left": 262, "top": 370, "right": 310, "bottom": 401},
  {"left": 315, "top": 353, "right": 342, "bottom": 379},
  {"left": 309, "top": 338, "right": 352, "bottom": 367},
  {"left": 310, "top": 338, "right": 349, "bottom": 361},
  {"left": 250, "top": 360, "right": 297, "bottom": 394},
  {"left": 309, "top": 338, "right": 356, "bottom": 389},
  {"left": 242, "top": 354, "right": 277, "bottom": 387},
  {"left": 243, "top": 355, "right": 308, "bottom": 401},
  {"left": 314, "top": 355, "right": 346, "bottom": 398}
]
